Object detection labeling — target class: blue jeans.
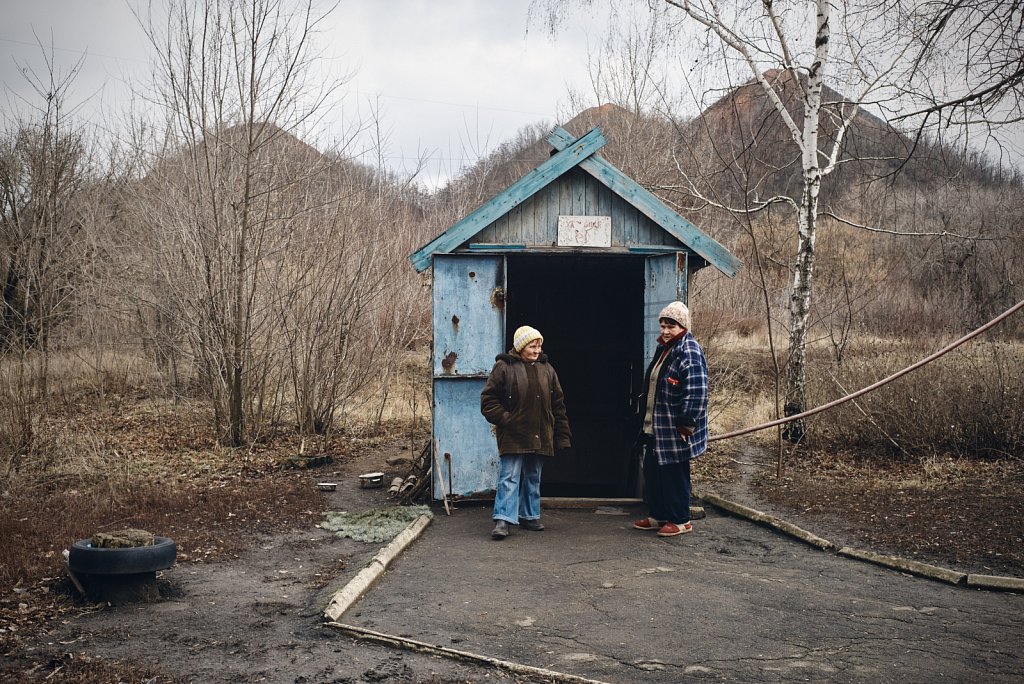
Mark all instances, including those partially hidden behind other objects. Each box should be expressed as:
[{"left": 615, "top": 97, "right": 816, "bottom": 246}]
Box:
[{"left": 493, "top": 453, "right": 544, "bottom": 524}]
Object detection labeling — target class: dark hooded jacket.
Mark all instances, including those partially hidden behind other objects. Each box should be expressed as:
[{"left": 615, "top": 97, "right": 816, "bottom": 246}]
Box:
[{"left": 480, "top": 350, "right": 572, "bottom": 457}]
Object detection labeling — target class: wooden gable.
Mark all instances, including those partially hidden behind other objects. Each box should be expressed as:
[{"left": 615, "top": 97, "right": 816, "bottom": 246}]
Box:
[{"left": 409, "top": 126, "right": 741, "bottom": 278}]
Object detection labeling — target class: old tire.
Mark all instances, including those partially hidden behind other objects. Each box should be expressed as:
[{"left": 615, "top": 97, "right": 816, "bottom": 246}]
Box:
[{"left": 68, "top": 536, "right": 177, "bottom": 575}]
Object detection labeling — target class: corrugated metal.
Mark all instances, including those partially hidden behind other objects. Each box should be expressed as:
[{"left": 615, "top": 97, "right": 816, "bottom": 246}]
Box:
[
  {"left": 643, "top": 252, "right": 688, "bottom": 368},
  {"left": 432, "top": 254, "right": 505, "bottom": 499}
]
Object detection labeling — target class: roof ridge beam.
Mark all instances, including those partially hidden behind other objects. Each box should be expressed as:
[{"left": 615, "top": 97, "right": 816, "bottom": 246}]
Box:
[{"left": 409, "top": 127, "right": 607, "bottom": 272}]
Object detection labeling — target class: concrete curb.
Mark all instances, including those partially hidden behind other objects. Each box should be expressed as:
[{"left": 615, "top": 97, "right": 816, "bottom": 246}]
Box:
[
  {"left": 701, "top": 493, "right": 834, "bottom": 551},
  {"left": 324, "top": 513, "right": 433, "bottom": 622},
  {"left": 837, "top": 547, "right": 966, "bottom": 586},
  {"left": 702, "top": 491, "right": 1022, "bottom": 592},
  {"left": 966, "top": 574, "right": 1024, "bottom": 592}
]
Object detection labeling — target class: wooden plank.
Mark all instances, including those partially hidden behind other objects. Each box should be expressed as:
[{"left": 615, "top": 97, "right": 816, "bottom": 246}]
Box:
[
  {"left": 596, "top": 178, "right": 611, "bottom": 219},
  {"left": 584, "top": 174, "right": 599, "bottom": 215},
  {"left": 638, "top": 214, "right": 654, "bottom": 245},
  {"left": 508, "top": 203, "right": 522, "bottom": 243},
  {"left": 546, "top": 127, "right": 740, "bottom": 278},
  {"left": 558, "top": 175, "right": 572, "bottom": 215},
  {"left": 529, "top": 189, "right": 543, "bottom": 245},
  {"left": 409, "top": 127, "right": 608, "bottom": 271},
  {"left": 624, "top": 203, "right": 638, "bottom": 245},
  {"left": 611, "top": 192, "right": 625, "bottom": 246},
  {"left": 571, "top": 170, "right": 585, "bottom": 214},
  {"left": 546, "top": 183, "right": 559, "bottom": 245},
  {"left": 467, "top": 243, "right": 526, "bottom": 251}
]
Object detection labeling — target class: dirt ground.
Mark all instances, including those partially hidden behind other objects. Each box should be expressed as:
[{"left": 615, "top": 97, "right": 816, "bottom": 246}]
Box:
[{"left": 2, "top": 435, "right": 1022, "bottom": 683}]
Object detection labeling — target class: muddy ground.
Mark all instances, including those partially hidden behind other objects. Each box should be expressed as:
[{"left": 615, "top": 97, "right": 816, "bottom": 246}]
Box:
[{"left": 4, "top": 439, "right": 1022, "bottom": 683}]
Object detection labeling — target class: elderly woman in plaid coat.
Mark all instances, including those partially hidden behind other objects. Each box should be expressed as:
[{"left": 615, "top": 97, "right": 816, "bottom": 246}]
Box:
[{"left": 633, "top": 301, "right": 709, "bottom": 537}]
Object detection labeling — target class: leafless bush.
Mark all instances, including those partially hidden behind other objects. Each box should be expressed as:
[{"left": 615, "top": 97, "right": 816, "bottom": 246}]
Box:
[{"left": 805, "top": 339, "right": 1024, "bottom": 459}]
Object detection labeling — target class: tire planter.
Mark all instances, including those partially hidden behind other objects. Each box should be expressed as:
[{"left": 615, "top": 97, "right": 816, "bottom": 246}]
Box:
[{"left": 68, "top": 536, "right": 177, "bottom": 575}]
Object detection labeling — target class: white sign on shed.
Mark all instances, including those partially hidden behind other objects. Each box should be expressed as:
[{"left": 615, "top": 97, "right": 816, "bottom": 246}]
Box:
[{"left": 557, "top": 215, "right": 612, "bottom": 248}]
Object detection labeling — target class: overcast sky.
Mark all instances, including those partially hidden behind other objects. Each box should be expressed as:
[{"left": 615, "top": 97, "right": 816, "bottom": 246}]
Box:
[
  {"left": 2, "top": 1, "right": 1020, "bottom": 190},
  {"left": 0, "top": 0, "right": 611, "bottom": 189}
]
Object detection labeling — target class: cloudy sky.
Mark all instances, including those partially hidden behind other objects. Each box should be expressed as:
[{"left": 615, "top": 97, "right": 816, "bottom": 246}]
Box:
[
  {"left": 2, "top": 1, "right": 1020, "bottom": 189},
  {"left": 0, "top": 0, "right": 613, "bottom": 189}
]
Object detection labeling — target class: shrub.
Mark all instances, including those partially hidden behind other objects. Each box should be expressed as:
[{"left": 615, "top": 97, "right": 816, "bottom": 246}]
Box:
[{"left": 805, "top": 339, "right": 1024, "bottom": 458}]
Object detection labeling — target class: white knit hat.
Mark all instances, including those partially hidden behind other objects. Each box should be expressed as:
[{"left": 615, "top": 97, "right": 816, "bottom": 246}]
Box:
[
  {"left": 658, "top": 301, "right": 690, "bottom": 329},
  {"left": 513, "top": 325, "right": 543, "bottom": 352}
]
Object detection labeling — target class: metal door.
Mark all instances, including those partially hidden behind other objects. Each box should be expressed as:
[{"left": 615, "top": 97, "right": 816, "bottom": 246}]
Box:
[
  {"left": 431, "top": 254, "right": 505, "bottom": 499},
  {"left": 643, "top": 252, "right": 688, "bottom": 368}
]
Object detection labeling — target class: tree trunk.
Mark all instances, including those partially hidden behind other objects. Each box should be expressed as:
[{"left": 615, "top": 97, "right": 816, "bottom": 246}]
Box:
[
  {"left": 783, "top": 195, "right": 818, "bottom": 441},
  {"left": 782, "top": 2, "right": 829, "bottom": 441}
]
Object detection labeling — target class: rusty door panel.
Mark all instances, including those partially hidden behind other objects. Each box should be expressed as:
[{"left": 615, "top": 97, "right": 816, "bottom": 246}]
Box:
[
  {"left": 432, "top": 255, "right": 505, "bottom": 377},
  {"left": 432, "top": 254, "right": 505, "bottom": 499}
]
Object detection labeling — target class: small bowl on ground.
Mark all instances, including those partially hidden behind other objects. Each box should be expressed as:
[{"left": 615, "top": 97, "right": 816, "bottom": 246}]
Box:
[{"left": 358, "top": 472, "right": 384, "bottom": 489}]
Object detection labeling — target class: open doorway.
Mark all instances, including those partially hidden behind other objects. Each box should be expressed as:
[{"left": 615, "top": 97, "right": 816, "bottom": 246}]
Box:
[{"left": 505, "top": 254, "right": 644, "bottom": 497}]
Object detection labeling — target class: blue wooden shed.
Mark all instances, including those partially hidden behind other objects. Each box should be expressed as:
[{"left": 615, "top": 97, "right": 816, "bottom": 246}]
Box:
[{"left": 410, "top": 126, "right": 741, "bottom": 501}]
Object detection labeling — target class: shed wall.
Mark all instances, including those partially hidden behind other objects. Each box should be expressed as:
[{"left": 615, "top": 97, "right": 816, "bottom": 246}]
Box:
[{"left": 471, "top": 167, "right": 684, "bottom": 249}]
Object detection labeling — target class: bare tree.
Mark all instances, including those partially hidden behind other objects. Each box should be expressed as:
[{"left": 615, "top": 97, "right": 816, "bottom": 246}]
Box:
[
  {"left": 132, "top": 0, "right": 340, "bottom": 446},
  {"left": 536, "top": 0, "right": 942, "bottom": 438},
  {"left": 893, "top": 0, "right": 1024, "bottom": 142},
  {"left": 0, "top": 44, "right": 91, "bottom": 386}
]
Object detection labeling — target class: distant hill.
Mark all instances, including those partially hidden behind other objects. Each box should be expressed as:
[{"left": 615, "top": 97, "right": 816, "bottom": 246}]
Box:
[
  {"left": 441, "top": 70, "right": 1019, "bottom": 238},
  {"left": 430, "top": 75, "right": 1023, "bottom": 332}
]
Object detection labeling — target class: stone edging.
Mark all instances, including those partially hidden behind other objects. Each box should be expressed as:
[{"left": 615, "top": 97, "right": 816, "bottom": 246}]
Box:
[
  {"left": 701, "top": 492, "right": 1024, "bottom": 592},
  {"left": 323, "top": 513, "right": 433, "bottom": 622}
]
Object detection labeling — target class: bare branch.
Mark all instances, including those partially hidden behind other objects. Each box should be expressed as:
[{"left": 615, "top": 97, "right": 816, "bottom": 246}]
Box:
[{"left": 821, "top": 211, "right": 1001, "bottom": 240}]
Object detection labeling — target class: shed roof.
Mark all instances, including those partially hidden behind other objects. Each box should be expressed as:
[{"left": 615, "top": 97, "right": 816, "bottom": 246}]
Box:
[{"left": 409, "top": 126, "right": 741, "bottom": 277}]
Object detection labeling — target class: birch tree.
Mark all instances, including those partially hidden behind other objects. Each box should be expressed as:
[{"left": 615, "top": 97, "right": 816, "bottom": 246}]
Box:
[
  {"left": 894, "top": 0, "right": 1024, "bottom": 146},
  {"left": 538, "top": 0, "right": 932, "bottom": 438},
  {"left": 667, "top": 0, "right": 850, "bottom": 440}
]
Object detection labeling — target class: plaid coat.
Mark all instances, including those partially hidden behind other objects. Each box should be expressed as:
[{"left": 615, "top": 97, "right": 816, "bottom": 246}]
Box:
[{"left": 644, "top": 332, "right": 709, "bottom": 465}]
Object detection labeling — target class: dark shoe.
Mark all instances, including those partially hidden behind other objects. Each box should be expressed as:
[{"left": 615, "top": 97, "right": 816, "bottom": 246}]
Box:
[
  {"left": 491, "top": 520, "right": 509, "bottom": 540},
  {"left": 521, "top": 518, "right": 545, "bottom": 531}
]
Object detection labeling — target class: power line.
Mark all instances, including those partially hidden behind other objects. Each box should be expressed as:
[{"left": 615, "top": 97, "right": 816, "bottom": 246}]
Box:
[{"left": 0, "top": 35, "right": 150, "bottom": 65}]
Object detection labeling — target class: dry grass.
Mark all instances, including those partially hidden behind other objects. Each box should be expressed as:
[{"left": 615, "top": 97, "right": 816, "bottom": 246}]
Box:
[
  {"left": 0, "top": 387, "right": 349, "bottom": 683},
  {"left": 804, "top": 339, "right": 1024, "bottom": 458},
  {"left": 2, "top": 331, "right": 1022, "bottom": 681},
  {"left": 751, "top": 447, "right": 1024, "bottom": 575},
  {"left": 342, "top": 349, "right": 431, "bottom": 430}
]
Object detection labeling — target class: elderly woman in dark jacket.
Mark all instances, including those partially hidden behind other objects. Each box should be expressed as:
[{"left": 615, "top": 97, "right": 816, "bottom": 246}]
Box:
[
  {"left": 633, "top": 301, "right": 709, "bottom": 538},
  {"left": 481, "top": 325, "right": 571, "bottom": 540}
]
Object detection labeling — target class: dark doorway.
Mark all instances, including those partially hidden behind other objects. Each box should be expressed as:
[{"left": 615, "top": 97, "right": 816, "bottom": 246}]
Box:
[{"left": 505, "top": 254, "right": 644, "bottom": 497}]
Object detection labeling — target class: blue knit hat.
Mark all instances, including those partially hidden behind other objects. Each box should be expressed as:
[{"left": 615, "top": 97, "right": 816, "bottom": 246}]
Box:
[{"left": 513, "top": 326, "right": 543, "bottom": 352}]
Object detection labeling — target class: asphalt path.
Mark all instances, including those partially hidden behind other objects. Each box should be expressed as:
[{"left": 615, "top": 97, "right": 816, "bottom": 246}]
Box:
[{"left": 340, "top": 503, "right": 1023, "bottom": 683}]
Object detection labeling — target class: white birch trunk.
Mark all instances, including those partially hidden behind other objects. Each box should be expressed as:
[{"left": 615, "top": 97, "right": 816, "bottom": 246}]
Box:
[{"left": 782, "top": 0, "right": 830, "bottom": 440}]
